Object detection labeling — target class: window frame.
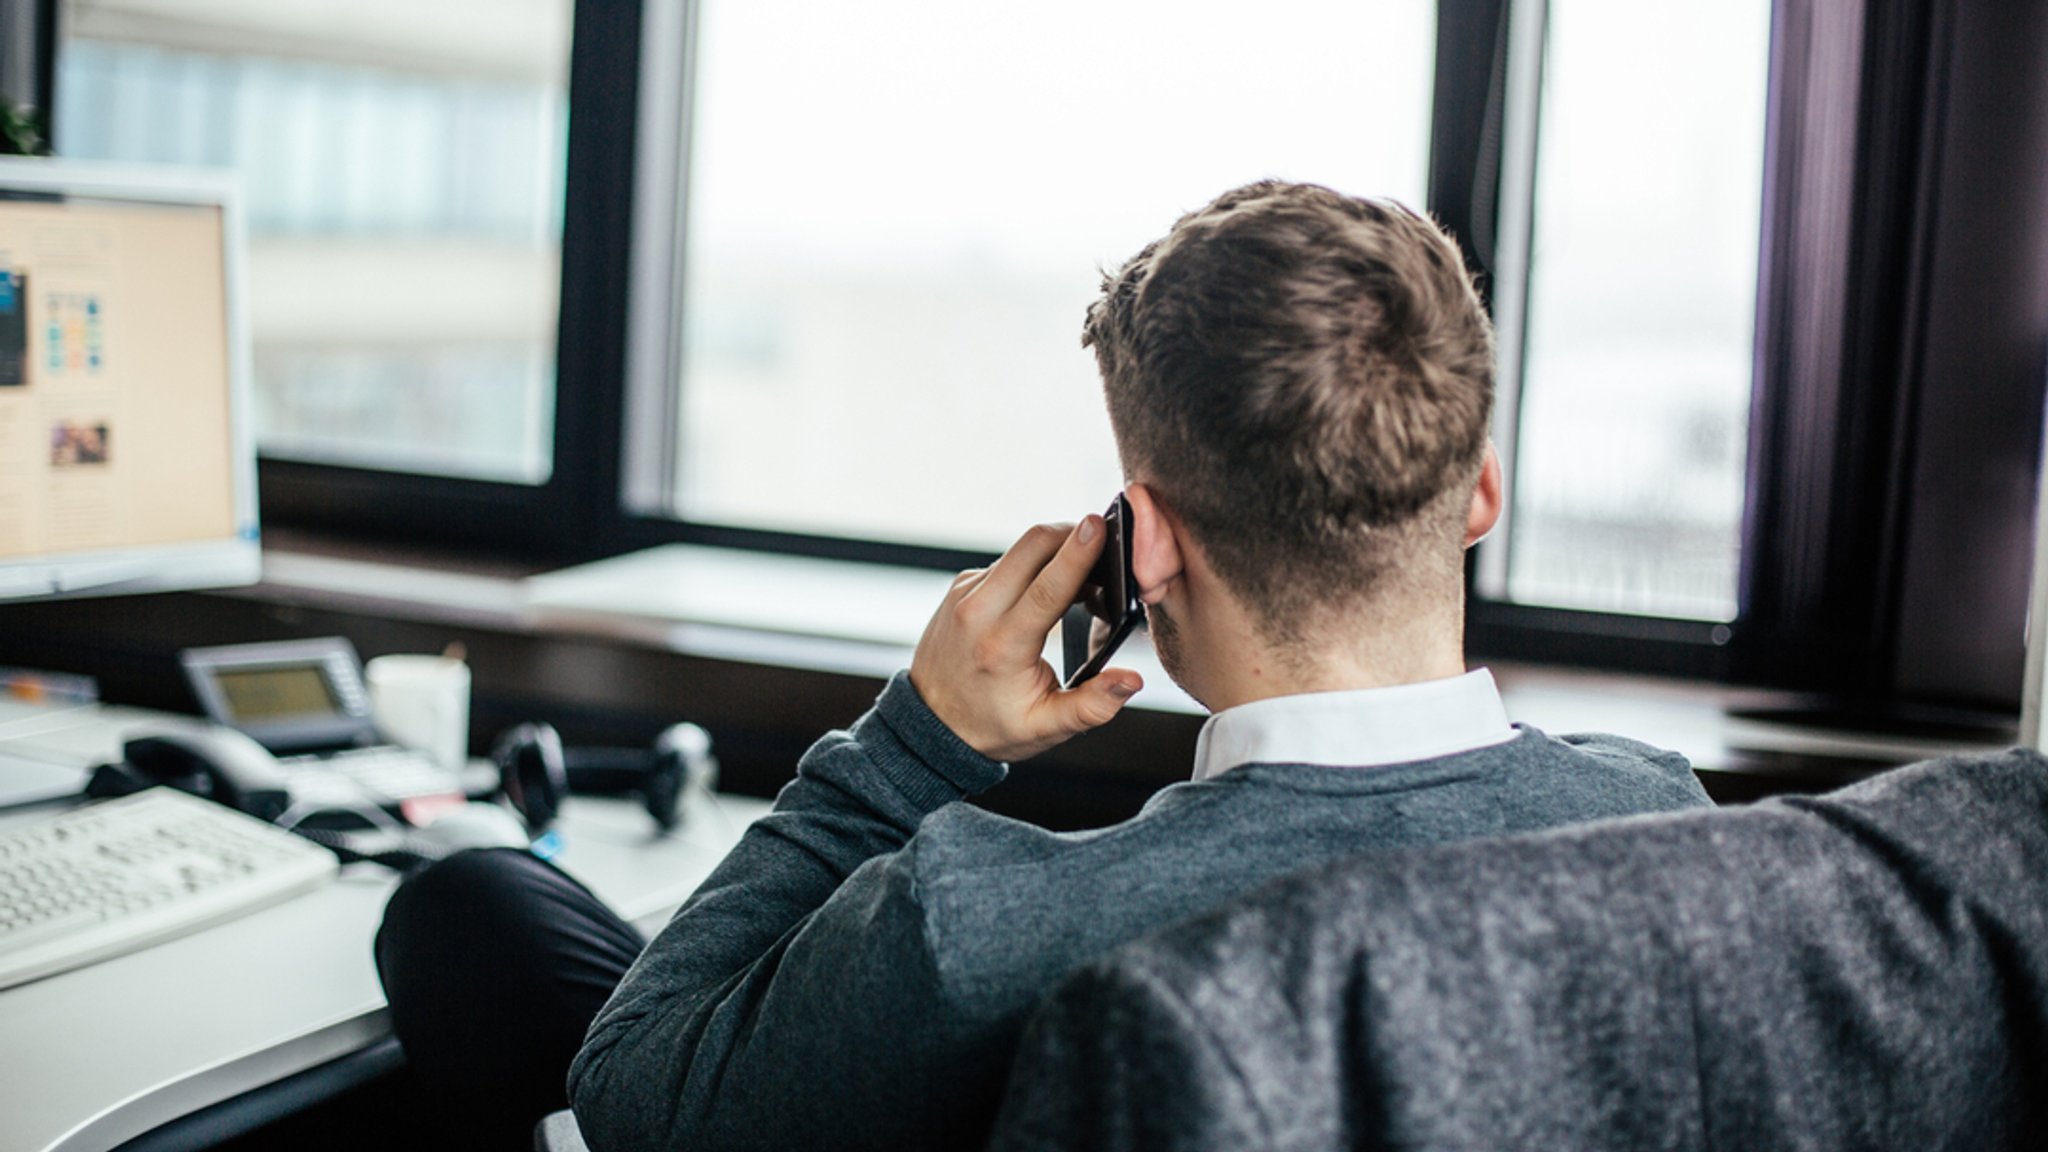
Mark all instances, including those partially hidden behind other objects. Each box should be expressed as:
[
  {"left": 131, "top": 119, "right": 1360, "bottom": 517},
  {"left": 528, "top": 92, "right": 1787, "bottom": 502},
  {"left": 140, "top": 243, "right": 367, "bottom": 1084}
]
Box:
[
  {"left": 77, "top": 0, "right": 1968, "bottom": 688},
  {"left": 249, "top": 0, "right": 642, "bottom": 565},
  {"left": 30, "top": 0, "right": 58, "bottom": 140},
  {"left": 1434, "top": 0, "right": 1736, "bottom": 679},
  {"left": 250, "top": 0, "right": 993, "bottom": 572}
]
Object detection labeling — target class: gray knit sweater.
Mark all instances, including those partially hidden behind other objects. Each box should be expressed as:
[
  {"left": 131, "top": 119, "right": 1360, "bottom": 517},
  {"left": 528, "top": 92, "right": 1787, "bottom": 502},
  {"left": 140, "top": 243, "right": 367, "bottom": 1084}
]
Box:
[{"left": 566, "top": 672, "right": 1710, "bottom": 1151}]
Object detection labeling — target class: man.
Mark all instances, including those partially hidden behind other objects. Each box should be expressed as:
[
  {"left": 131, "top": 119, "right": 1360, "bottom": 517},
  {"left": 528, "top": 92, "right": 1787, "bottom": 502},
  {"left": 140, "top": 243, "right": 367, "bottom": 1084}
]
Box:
[{"left": 376, "top": 181, "right": 1710, "bottom": 1150}]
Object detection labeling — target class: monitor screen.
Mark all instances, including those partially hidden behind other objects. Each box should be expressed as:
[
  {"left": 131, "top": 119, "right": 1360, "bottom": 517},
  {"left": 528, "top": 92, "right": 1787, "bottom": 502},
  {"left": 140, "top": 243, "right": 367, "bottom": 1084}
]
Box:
[{"left": 0, "top": 159, "right": 257, "bottom": 600}]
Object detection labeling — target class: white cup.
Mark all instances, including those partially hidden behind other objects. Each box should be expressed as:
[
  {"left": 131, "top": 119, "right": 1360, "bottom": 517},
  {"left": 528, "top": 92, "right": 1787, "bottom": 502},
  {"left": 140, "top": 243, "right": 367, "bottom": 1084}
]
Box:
[{"left": 366, "top": 654, "right": 471, "bottom": 772}]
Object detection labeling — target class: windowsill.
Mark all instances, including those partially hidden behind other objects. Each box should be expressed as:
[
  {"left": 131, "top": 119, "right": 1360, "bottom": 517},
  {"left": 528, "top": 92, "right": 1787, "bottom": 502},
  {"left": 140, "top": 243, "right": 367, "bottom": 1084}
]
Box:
[
  {"left": 245, "top": 536, "right": 1204, "bottom": 713},
  {"left": 233, "top": 536, "right": 2016, "bottom": 783}
]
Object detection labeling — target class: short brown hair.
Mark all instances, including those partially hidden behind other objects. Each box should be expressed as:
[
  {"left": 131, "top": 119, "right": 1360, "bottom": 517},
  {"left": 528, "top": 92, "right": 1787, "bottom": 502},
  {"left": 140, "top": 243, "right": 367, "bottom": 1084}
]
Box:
[{"left": 1084, "top": 181, "right": 1494, "bottom": 639}]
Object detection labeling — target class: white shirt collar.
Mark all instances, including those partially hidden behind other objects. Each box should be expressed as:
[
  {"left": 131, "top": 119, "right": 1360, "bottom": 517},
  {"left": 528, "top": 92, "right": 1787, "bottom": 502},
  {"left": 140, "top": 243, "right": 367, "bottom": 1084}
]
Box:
[{"left": 1190, "top": 668, "right": 1515, "bottom": 782}]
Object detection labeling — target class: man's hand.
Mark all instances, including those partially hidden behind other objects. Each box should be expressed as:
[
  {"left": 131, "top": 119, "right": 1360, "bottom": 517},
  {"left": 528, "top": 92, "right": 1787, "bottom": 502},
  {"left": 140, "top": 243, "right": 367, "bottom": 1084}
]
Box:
[{"left": 910, "top": 518, "right": 1143, "bottom": 763}]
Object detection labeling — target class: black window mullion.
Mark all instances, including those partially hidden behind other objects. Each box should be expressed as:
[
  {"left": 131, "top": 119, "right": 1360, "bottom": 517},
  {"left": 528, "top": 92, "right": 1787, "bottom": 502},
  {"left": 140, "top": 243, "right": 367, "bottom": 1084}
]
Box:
[{"left": 551, "top": 0, "right": 645, "bottom": 556}]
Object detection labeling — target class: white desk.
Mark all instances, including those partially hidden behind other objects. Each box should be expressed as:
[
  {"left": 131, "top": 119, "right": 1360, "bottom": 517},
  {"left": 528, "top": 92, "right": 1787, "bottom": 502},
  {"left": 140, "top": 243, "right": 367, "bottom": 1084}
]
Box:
[{"left": 0, "top": 710, "right": 770, "bottom": 1152}]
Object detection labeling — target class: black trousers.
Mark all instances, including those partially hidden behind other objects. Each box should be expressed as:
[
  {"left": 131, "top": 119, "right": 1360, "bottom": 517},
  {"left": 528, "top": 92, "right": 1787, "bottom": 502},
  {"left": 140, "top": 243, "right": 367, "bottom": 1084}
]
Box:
[{"left": 373, "top": 849, "right": 643, "bottom": 1150}]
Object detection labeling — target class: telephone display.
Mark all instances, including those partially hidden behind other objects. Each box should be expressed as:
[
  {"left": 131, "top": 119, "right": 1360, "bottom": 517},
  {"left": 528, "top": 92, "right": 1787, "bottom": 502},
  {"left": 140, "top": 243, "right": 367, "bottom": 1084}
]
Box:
[
  {"left": 181, "top": 637, "right": 378, "bottom": 753},
  {"left": 214, "top": 666, "right": 345, "bottom": 725}
]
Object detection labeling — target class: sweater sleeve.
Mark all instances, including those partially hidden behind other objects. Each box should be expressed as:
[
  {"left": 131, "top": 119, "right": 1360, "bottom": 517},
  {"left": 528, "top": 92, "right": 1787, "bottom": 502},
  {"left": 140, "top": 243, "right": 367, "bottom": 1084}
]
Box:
[{"left": 568, "top": 671, "right": 1008, "bottom": 1152}]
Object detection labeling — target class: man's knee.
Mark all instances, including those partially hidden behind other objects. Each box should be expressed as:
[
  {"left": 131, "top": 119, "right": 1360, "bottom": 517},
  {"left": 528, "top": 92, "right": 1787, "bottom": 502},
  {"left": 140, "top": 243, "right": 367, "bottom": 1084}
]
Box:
[
  {"left": 376, "top": 846, "right": 640, "bottom": 1005},
  {"left": 376, "top": 848, "right": 548, "bottom": 983},
  {"left": 390, "top": 846, "right": 549, "bottom": 917}
]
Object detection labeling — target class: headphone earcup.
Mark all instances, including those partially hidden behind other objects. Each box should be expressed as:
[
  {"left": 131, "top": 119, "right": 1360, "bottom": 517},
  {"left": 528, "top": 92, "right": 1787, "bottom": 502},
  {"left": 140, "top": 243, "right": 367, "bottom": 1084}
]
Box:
[
  {"left": 641, "top": 757, "right": 682, "bottom": 831},
  {"left": 645, "top": 722, "right": 712, "bottom": 831},
  {"left": 492, "top": 722, "right": 568, "bottom": 832},
  {"left": 492, "top": 721, "right": 713, "bottom": 834}
]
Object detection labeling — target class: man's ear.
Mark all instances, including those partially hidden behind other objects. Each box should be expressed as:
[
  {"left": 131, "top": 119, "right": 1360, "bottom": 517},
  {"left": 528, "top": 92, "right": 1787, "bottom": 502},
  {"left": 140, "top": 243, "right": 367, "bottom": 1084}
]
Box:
[
  {"left": 1124, "top": 483, "right": 1185, "bottom": 605},
  {"left": 1465, "top": 442, "right": 1504, "bottom": 549}
]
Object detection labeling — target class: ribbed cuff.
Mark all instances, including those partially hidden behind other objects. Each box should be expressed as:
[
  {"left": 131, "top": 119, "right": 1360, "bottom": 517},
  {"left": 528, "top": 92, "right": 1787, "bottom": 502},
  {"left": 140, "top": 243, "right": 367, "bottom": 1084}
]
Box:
[{"left": 859, "top": 671, "right": 1008, "bottom": 811}]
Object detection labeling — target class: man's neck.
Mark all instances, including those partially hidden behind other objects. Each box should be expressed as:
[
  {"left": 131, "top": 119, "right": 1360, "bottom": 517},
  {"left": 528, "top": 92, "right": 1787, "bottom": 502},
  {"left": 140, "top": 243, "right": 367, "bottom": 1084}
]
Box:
[
  {"left": 1202, "top": 642, "right": 1468, "bottom": 712},
  {"left": 1147, "top": 528, "right": 1473, "bottom": 713},
  {"left": 1170, "top": 596, "right": 1469, "bottom": 714}
]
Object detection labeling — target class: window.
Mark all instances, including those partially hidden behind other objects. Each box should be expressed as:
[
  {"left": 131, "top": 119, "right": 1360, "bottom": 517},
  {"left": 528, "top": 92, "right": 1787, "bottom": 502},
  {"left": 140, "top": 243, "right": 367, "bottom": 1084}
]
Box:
[
  {"left": 46, "top": 0, "right": 1800, "bottom": 676},
  {"left": 56, "top": 0, "right": 571, "bottom": 483},
  {"left": 628, "top": 0, "right": 1439, "bottom": 552},
  {"left": 1478, "top": 0, "right": 1772, "bottom": 622}
]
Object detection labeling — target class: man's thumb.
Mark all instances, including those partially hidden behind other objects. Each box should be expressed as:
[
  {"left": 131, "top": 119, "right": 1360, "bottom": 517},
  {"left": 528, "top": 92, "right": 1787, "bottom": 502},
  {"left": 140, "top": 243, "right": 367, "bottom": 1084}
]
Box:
[{"left": 1064, "top": 671, "right": 1141, "bottom": 732}]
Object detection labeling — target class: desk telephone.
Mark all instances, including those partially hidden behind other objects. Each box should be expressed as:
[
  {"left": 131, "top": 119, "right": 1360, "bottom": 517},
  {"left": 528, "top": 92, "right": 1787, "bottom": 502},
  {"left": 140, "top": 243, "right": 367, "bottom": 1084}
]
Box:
[
  {"left": 84, "top": 638, "right": 717, "bottom": 860},
  {"left": 179, "top": 637, "right": 472, "bottom": 807},
  {"left": 87, "top": 724, "right": 533, "bottom": 867},
  {"left": 88, "top": 727, "right": 292, "bottom": 821},
  {"left": 87, "top": 636, "right": 511, "bottom": 865},
  {"left": 88, "top": 635, "right": 474, "bottom": 820}
]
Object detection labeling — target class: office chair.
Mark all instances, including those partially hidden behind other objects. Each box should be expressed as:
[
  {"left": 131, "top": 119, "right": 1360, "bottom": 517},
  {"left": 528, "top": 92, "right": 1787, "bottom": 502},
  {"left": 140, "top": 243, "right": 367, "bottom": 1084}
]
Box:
[{"left": 986, "top": 748, "right": 2048, "bottom": 1151}]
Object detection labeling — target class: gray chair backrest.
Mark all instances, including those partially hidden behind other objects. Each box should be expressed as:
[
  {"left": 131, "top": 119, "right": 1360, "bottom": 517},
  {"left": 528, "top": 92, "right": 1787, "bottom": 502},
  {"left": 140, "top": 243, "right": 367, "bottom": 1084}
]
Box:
[{"left": 989, "top": 750, "right": 2048, "bottom": 1152}]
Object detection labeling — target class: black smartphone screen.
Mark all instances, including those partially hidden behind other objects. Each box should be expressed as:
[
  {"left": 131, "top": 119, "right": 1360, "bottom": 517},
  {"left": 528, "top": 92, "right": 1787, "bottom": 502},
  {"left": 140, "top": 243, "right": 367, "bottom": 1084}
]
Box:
[{"left": 1062, "top": 493, "right": 1144, "bottom": 688}]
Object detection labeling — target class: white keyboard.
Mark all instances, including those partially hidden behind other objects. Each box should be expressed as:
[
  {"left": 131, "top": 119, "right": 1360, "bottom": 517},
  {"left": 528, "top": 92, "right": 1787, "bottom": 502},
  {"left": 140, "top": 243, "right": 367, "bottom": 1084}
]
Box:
[{"left": 0, "top": 788, "right": 338, "bottom": 990}]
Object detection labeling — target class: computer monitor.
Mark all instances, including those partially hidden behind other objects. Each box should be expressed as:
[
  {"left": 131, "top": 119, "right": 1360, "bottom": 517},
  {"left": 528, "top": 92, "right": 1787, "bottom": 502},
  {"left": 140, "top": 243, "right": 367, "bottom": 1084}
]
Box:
[{"left": 0, "top": 158, "right": 257, "bottom": 601}]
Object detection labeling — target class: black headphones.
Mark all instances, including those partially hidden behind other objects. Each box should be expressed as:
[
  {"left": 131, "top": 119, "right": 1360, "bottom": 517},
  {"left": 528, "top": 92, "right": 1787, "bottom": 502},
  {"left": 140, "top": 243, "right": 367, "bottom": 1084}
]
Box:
[{"left": 490, "top": 721, "right": 715, "bottom": 833}]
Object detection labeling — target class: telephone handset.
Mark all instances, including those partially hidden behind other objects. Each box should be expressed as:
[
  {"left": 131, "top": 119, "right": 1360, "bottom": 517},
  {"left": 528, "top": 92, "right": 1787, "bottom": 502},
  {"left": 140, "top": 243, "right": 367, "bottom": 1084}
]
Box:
[
  {"left": 87, "top": 726, "right": 292, "bottom": 823},
  {"left": 86, "top": 725, "right": 527, "bottom": 869}
]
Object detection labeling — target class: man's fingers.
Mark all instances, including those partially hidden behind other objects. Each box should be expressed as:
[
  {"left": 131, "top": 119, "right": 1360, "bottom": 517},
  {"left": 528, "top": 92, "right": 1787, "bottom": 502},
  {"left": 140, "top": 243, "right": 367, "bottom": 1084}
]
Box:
[
  {"left": 971, "top": 522, "right": 1075, "bottom": 611},
  {"left": 1013, "top": 516, "right": 1105, "bottom": 636},
  {"left": 948, "top": 567, "right": 989, "bottom": 602},
  {"left": 914, "top": 516, "right": 1136, "bottom": 762}
]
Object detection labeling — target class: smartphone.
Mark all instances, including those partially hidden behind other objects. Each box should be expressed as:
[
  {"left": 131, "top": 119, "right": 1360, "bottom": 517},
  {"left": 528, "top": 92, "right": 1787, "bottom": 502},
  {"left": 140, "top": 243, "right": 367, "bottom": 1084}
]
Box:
[{"left": 1061, "top": 492, "right": 1144, "bottom": 688}]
